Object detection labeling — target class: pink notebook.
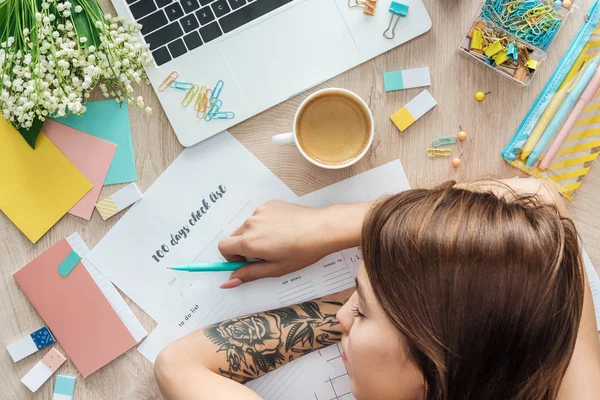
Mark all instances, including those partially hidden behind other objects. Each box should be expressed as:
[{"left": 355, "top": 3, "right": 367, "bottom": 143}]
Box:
[{"left": 14, "top": 237, "right": 142, "bottom": 377}]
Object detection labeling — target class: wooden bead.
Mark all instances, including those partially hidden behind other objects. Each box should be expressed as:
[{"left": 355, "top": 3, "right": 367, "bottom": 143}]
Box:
[
  {"left": 452, "top": 158, "right": 462, "bottom": 167},
  {"left": 457, "top": 131, "right": 467, "bottom": 141}
]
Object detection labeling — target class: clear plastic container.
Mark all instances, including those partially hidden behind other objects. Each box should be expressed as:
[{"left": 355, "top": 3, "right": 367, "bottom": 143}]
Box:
[{"left": 457, "top": 1, "right": 572, "bottom": 86}]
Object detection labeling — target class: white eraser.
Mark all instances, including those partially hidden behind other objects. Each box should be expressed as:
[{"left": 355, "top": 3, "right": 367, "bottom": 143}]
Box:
[
  {"left": 96, "top": 183, "right": 143, "bottom": 220},
  {"left": 7, "top": 326, "right": 55, "bottom": 362},
  {"left": 405, "top": 90, "right": 437, "bottom": 120},
  {"left": 21, "top": 348, "right": 66, "bottom": 392}
]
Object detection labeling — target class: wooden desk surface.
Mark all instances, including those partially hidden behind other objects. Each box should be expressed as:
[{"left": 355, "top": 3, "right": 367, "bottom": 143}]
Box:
[{"left": 1, "top": 0, "right": 599, "bottom": 398}]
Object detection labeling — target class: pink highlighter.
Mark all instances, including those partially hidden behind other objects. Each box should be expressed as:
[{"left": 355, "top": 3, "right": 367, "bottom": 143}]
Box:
[{"left": 539, "top": 65, "right": 600, "bottom": 170}]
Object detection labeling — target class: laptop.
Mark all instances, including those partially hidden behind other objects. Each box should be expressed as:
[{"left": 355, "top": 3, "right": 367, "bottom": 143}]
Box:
[{"left": 110, "top": 0, "right": 432, "bottom": 147}]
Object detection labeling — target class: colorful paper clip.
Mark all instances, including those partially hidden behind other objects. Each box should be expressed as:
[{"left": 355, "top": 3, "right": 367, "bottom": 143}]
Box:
[
  {"left": 159, "top": 71, "right": 178, "bottom": 92},
  {"left": 170, "top": 80, "right": 195, "bottom": 91},
  {"left": 210, "top": 80, "right": 224, "bottom": 103},
  {"left": 194, "top": 86, "right": 209, "bottom": 111},
  {"left": 432, "top": 136, "right": 457, "bottom": 147},
  {"left": 204, "top": 100, "right": 223, "bottom": 121},
  {"left": 384, "top": 1, "right": 409, "bottom": 39},
  {"left": 182, "top": 84, "right": 200, "bottom": 107},
  {"left": 426, "top": 148, "right": 452, "bottom": 157}
]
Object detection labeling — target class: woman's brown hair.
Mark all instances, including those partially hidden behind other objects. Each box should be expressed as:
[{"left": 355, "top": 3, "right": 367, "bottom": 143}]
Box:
[{"left": 361, "top": 181, "right": 585, "bottom": 400}]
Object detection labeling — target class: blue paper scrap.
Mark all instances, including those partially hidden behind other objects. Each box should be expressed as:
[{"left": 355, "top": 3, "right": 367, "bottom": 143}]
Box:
[{"left": 31, "top": 326, "right": 55, "bottom": 350}]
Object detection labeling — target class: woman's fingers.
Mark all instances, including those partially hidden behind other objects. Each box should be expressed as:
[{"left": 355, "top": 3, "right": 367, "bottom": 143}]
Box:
[
  {"left": 221, "top": 262, "right": 283, "bottom": 289},
  {"left": 218, "top": 236, "right": 247, "bottom": 260}
]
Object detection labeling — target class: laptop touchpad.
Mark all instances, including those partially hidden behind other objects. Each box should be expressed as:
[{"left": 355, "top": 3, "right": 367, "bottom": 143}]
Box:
[{"left": 219, "top": 0, "right": 361, "bottom": 112}]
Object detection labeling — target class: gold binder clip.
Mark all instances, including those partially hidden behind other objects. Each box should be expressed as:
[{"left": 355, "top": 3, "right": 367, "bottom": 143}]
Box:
[
  {"left": 159, "top": 71, "right": 178, "bottom": 92},
  {"left": 348, "top": 0, "right": 377, "bottom": 15},
  {"left": 426, "top": 148, "right": 452, "bottom": 157}
]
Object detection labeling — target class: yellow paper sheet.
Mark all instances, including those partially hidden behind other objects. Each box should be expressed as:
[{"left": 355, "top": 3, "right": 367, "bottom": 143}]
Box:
[{"left": 0, "top": 118, "right": 92, "bottom": 243}]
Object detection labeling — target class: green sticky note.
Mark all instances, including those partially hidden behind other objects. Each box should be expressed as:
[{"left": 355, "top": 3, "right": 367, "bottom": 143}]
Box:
[{"left": 53, "top": 101, "right": 137, "bottom": 185}]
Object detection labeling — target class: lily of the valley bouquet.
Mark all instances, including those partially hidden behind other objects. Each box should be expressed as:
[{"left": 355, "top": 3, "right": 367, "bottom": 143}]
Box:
[{"left": 0, "top": 0, "right": 153, "bottom": 147}]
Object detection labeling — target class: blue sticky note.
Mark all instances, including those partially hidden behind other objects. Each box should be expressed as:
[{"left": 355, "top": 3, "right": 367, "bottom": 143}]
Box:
[
  {"left": 30, "top": 326, "right": 55, "bottom": 349},
  {"left": 54, "top": 375, "right": 76, "bottom": 396},
  {"left": 58, "top": 250, "right": 82, "bottom": 277},
  {"left": 53, "top": 101, "right": 137, "bottom": 185},
  {"left": 384, "top": 71, "right": 404, "bottom": 92}
]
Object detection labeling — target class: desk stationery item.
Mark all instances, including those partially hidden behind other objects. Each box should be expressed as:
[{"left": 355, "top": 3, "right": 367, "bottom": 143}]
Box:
[
  {"left": 348, "top": 0, "right": 378, "bottom": 15},
  {"left": 14, "top": 233, "right": 147, "bottom": 377},
  {"left": 459, "top": 16, "right": 548, "bottom": 86},
  {"left": 159, "top": 71, "right": 179, "bottom": 91},
  {"left": 390, "top": 89, "right": 437, "bottom": 132},
  {"left": 432, "top": 136, "right": 457, "bottom": 147},
  {"left": 426, "top": 148, "right": 452, "bottom": 157},
  {"left": 272, "top": 89, "right": 375, "bottom": 170},
  {"left": 384, "top": 1, "right": 409, "bottom": 39},
  {"left": 457, "top": 128, "right": 468, "bottom": 141},
  {"left": 53, "top": 100, "right": 137, "bottom": 185},
  {"left": 383, "top": 67, "right": 431, "bottom": 91},
  {"left": 7, "top": 326, "right": 55, "bottom": 363},
  {"left": 502, "top": 0, "right": 600, "bottom": 199},
  {"left": 95, "top": 183, "right": 143, "bottom": 220},
  {"left": 526, "top": 56, "right": 600, "bottom": 167},
  {"left": 167, "top": 261, "right": 256, "bottom": 272},
  {"left": 539, "top": 64, "right": 600, "bottom": 169},
  {"left": 475, "top": 91, "right": 491, "bottom": 101},
  {"left": 43, "top": 120, "right": 117, "bottom": 220},
  {"left": 53, "top": 375, "right": 76, "bottom": 400},
  {"left": 0, "top": 118, "right": 92, "bottom": 243},
  {"left": 452, "top": 151, "right": 465, "bottom": 168},
  {"left": 21, "top": 348, "right": 66, "bottom": 392}
]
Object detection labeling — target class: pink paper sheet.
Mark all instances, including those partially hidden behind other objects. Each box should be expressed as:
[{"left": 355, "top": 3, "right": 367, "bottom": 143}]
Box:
[
  {"left": 14, "top": 238, "right": 137, "bottom": 377},
  {"left": 43, "top": 120, "right": 117, "bottom": 220}
]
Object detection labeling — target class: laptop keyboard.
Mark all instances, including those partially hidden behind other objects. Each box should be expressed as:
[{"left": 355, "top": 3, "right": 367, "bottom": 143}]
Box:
[{"left": 129, "top": 0, "right": 296, "bottom": 66}]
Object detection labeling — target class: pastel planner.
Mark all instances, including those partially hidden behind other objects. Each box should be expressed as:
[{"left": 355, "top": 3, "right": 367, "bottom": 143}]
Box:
[
  {"left": 53, "top": 100, "right": 137, "bottom": 185},
  {"left": 43, "top": 120, "right": 117, "bottom": 220},
  {"left": 14, "top": 233, "right": 147, "bottom": 377},
  {"left": 390, "top": 89, "right": 437, "bottom": 132},
  {"left": 7, "top": 326, "right": 55, "bottom": 362},
  {"left": 0, "top": 118, "right": 92, "bottom": 243},
  {"left": 96, "top": 183, "right": 143, "bottom": 220},
  {"left": 21, "top": 348, "right": 66, "bottom": 392},
  {"left": 383, "top": 67, "right": 431, "bottom": 92}
]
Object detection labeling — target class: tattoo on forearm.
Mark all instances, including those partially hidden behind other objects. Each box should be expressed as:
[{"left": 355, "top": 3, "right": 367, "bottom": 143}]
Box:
[{"left": 204, "top": 300, "right": 344, "bottom": 383}]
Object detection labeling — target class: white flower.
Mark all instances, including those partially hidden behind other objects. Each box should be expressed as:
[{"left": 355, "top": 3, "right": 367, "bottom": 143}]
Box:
[
  {"left": 75, "top": 5, "right": 82, "bottom": 13},
  {"left": 145, "top": 106, "right": 152, "bottom": 114},
  {"left": 79, "top": 37, "right": 87, "bottom": 43}
]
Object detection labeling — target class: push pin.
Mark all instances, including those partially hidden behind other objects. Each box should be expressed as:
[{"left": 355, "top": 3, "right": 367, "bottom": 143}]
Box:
[
  {"left": 475, "top": 91, "right": 491, "bottom": 101},
  {"left": 452, "top": 151, "right": 464, "bottom": 168},
  {"left": 457, "top": 125, "right": 467, "bottom": 141},
  {"left": 384, "top": 1, "right": 409, "bottom": 39}
]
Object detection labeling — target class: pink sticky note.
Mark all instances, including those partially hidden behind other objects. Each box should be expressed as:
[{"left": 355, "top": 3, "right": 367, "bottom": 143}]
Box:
[
  {"left": 43, "top": 120, "right": 117, "bottom": 220},
  {"left": 14, "top": 238, "right": 137, "bottom": 377}
]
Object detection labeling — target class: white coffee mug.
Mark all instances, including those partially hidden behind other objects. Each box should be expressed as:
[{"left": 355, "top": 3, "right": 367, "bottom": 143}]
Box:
[{"left": 272, "top": 88, "right": 375, "bottom": 170}]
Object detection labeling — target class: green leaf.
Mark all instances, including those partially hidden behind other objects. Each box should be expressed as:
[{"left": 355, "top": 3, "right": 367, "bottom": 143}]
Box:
[
  {"left": 71, "top": 0, "right": 101, "bottom": 48},
  {"left": 16, "top": 118, "right": 44, "bottom": 149}
]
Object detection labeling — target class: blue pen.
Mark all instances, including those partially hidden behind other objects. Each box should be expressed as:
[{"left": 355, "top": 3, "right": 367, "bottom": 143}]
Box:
[
  {"left": 166, "top": 261, "right": 256, "bottom": 272},
  {"left": 526, "top": 56, "right": 600, "bottom": 166}
]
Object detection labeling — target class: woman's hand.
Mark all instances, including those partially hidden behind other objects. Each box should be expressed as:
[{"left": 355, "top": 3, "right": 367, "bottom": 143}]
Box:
[{"left": 218, "top": 200, "right": 370, "bottom": 288}]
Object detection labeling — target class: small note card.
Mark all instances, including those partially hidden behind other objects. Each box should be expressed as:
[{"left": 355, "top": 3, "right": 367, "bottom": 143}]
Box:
[
  {"left": 96, "top": 183, "right": 143, "bottom": 220},
  {"left": 390, "top": 90, "right": 437, "bottom": 132},
  {"left": 21, "top": 348, "right": 66, "bottom": 392},
  {"left": 53, "top": 375, "right": 76, "bottom": 400},
  {"left": 7, "top": 326, "right": 55, "bottom": 362},
  {"left": 383, "top": 67, "right": 431, "bottom": 92}
]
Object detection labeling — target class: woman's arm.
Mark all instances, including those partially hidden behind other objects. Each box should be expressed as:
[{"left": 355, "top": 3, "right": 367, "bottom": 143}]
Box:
[
  {"left": 218, "top": 200, "right": 371, "bottom": 288},
  {"left": 155, "top": 289, "right": 353, "bottom": 400}
]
